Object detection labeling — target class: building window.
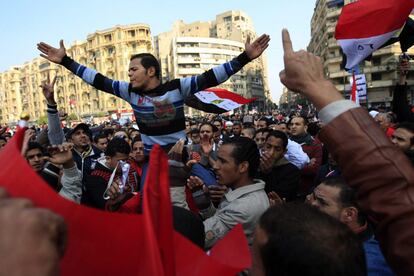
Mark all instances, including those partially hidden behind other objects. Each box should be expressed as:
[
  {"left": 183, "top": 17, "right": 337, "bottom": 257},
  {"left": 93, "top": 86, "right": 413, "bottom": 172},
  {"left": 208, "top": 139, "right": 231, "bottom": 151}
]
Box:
[
  {"left": 372, "top": 73, "right": 382, "bottom": 81},
  {"left": 108, "top": 47, "right": 114, "bottom": 55},
  {"left": 235, "top": 16, "right": 240, "bottom": 21},
  {"left": 223, "top": 16, "right": 232, "bottom": 22},
  {"left": 372, "top": 57, "right": 381, "bottom": 66},
  {"left": 128, "top": 30, "right": 135, "bottom": 37},
  {"left": 104, "top": 34, "right": 112, "bottom": 42}
]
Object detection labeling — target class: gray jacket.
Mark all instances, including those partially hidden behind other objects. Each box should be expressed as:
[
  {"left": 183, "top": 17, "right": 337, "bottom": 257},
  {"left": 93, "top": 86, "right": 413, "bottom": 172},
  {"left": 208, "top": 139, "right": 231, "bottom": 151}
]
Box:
[
  {"left": 59, "top": 164, "right": 82, "bottom": 203},
  {"left": 200, "top": 179, "right": 269, "bottom": 249}
]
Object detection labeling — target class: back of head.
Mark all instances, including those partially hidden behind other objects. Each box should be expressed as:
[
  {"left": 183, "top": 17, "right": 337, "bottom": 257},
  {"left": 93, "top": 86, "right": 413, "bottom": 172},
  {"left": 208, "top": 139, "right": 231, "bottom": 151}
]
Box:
[
  {"left": 223, "top": 136, "right": 260, "bottom": 179},
  {"left": 105, "top": 137, "right": 131, "bottom": 157},
  {"left": 258, "top": 203, "right": 366, "bottom": 276}
]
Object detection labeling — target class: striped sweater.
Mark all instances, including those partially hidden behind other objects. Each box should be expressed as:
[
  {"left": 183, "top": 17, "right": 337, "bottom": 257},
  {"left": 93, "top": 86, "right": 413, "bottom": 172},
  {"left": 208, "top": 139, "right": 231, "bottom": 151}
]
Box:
[{"left": 60, "top": 52, "right": 250, "bottom": 154}]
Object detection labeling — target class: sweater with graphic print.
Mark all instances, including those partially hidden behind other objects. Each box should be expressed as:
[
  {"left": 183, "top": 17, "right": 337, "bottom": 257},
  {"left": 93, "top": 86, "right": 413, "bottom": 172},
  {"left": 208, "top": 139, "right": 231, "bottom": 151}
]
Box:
[{"left": 60, "top": 52, "right": 250, "bottom": 154}]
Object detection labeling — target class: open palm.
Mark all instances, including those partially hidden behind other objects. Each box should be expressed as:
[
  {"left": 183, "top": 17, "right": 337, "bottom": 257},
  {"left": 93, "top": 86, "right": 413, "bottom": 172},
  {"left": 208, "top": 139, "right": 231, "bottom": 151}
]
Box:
[
  {"left": 245, "top": 34, "right": 270, "bottom": 60},
  {"left": 37, "top": 40, "right": 66, "bottom": 64}
]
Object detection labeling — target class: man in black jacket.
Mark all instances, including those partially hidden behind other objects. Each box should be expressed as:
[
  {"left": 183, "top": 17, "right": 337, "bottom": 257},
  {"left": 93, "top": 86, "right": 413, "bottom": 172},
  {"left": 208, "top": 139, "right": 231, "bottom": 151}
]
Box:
[
  {"left": 82, "top": 138, "right": 137, "bottom": 209},
  {"left": 258, "top": 130, "right": 301, "bottom": 202}
]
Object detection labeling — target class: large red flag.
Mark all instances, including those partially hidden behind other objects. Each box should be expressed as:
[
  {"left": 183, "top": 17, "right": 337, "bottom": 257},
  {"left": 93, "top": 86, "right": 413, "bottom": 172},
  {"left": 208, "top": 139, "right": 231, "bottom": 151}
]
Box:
[
  {"left": 142, "top": 144, "right": 175, "bottom": 276},
  {"left": 0, "top": 129, "right": 251, "bottom": 275},
  {"left": 335, "top": 0, "right": 414, "bottom": 70}
]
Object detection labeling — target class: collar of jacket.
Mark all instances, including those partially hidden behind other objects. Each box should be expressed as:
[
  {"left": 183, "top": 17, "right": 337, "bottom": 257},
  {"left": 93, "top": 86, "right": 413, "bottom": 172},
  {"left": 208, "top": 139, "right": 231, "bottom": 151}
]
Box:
[
  {"left": 73, "top": 145, "right": 94, "bottom": 159},
  {"left": 290, "top": 133, "right": 313, "bottom": 145},
  {"left": 225, "top": 179, "right": 265, "bottom": 202}
]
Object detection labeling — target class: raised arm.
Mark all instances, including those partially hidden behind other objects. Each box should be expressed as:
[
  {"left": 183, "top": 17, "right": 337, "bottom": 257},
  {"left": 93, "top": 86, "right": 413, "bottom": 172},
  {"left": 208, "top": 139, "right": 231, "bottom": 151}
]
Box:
[
  {"left": 280, "top": 29, "right": 414, "bottom": 275},
  {"left": 37, "top": 40, "right": 131, "bottom": 102},
  {"left": 179, "top": 34, "right": 270, "bottom": 97},
  {"left": 40, "top": 75, "right": 65, "bottom": 145}
]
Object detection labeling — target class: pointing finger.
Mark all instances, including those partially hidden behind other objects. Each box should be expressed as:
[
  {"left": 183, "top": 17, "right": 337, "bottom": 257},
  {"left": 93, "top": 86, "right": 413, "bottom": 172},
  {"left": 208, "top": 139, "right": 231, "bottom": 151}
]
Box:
[{"left": 282, "top": 29, "right": 293, "bottom": 54}]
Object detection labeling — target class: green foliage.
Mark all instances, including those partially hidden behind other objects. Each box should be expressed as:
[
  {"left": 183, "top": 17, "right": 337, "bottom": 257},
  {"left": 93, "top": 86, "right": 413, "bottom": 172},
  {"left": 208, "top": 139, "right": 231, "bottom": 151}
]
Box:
[{"left": 37, "top": 115, "right": 48, "bottom": 125}]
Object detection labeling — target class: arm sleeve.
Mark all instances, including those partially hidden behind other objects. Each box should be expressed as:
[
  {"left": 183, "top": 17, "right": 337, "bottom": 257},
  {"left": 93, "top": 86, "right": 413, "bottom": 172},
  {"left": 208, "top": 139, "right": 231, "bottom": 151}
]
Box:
[
  {"left": 319, "top": 107, "right": 414, "bottom": 275},
  {"left": 179, "top": 52, "right": 251, "bottom": 98},
  {"left": 392, "top": 84, "right": 414, "bottom": 123},
  {"left": 60, "top": 55, "right": 132, "bottom": 103},
  {"left": 46, "top": 104, "right": 65, "bottom": 145},
  {"left": 203, "top": 207, "right": 245, "bottom": 249},
  {"left": 285, "top": 140, "right": 310, "bottom": 169},
  {"left": 59, "top": 165, "right": 82, "bottom": 203}
]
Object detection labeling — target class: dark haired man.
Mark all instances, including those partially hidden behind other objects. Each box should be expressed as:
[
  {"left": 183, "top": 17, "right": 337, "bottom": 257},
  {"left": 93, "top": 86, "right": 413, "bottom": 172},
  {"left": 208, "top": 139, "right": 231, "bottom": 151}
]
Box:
[
  {"left": 66, "top": 123, "right": 102, "bottom": 179},
  {"left": 391, "top": 122, "right": 414, "bottom": 164},
  {"left": 307, "top": 178, "right": 393, "bottom": 275},
  {"left": 289, "top": 116, "right": 323, "bottom": 195},
  {"left": 38, "top": 35, "right": 270, "bottom": 156},
  {"left": 188, "top": 137, "right": 269, "bottom": 249},
  {"left": 82, "top": 138, "right": 138, "bottom": 209},
  {"left": 93, "top": 133, "right": 109, "bottom": 152},
  {"left": 251, "top": 203, "right": 366, "bottom": 276},
  {"left": 259, "top": 130, "right": 300, "bottom": 202}
]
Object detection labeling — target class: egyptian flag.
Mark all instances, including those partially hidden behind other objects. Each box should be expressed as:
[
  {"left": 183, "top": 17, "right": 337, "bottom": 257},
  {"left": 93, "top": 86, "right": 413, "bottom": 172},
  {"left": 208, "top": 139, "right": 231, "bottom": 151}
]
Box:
[
  {"left": 185, "top": 88, "right": 256, "bottom": 114},
  {"left": 335, "top": 0, "right": 414, "bottom": 70},
  {"left": 0, "top": 129, "right": 251, "bottom": 275}
]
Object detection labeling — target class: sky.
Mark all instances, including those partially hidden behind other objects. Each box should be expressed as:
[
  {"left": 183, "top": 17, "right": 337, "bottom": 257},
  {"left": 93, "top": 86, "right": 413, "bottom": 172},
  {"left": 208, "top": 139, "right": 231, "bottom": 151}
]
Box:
[{"left": 0, "top": 0, "right": 316, "bottom": 103}]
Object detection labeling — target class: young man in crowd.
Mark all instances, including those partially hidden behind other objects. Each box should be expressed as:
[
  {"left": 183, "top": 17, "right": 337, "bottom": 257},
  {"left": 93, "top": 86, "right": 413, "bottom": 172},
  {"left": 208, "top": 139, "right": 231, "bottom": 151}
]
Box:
[
  {"left": 187, "top": 137, "right": 269, "bottom": 249},
  {"left": 259, "top": 130, "right": 301, "bottom": 202},
  {"left": 306, "top": 177, "right": 393, "bottom": 275}
]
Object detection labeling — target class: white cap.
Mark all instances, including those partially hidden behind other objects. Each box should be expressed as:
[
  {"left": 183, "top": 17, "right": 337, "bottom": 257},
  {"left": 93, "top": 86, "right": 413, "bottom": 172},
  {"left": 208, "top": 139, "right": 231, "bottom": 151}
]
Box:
[
  {"left": 369, "top": 110, "right": 379, "bottom": 118},
  {"left": 225, "top": 121, "right": 233, "bottom": 128}
]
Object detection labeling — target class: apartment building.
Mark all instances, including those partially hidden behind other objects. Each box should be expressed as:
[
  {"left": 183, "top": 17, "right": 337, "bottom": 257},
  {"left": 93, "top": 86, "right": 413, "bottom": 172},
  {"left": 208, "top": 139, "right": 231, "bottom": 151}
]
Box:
[
  {"left": 0, "top": 24, "right": 152, "bottom": 124},
  {"left": 306, "top": 0, "right": 414, "bottom": 108},
  {"left": 154, "top": 10, "right": 271, "bottom": 114}
]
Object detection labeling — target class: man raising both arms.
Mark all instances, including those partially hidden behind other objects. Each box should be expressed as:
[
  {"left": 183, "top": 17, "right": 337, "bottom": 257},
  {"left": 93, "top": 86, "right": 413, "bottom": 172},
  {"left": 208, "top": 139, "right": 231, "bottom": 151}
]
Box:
[{"left": 37, "top": 35, "right": 270, "bottom": 156}]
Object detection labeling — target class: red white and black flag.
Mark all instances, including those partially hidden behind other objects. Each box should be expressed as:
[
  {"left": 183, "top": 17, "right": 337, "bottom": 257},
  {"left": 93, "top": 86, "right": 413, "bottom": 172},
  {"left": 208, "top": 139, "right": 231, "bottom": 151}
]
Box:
[
  {"left": 335, "top": 0, "right": 414, "bottom": 70},
  {"left": 185, "top": 88, "right": 256, "bottom": 114}
]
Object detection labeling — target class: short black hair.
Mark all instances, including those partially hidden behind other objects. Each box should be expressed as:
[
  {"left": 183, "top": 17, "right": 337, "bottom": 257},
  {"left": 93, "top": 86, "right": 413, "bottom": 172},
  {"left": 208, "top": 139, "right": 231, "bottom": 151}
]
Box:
[
  {"left": 255, "top": 128, "right": 271, "bottom": 138},
  {"left": 289, "top": 116, "right": 309, "bottom": 126},
  {"left": 105, "top": 137, "right": 131, "bottom": 157},
  {"left": 93, "top": 133, "right": 107, "bottom": 144},
  {"left": 232, "top": 121, "right": 242, "bottom": 127},
  {"left": 258, "top": 117, "right": 270, "bottom": 126},
  {"left": 130, "top": 53, "right": 160, "bottom": 79},
  {"left": 396, "top": 122, "right": 414, "bottom": 145},
  {"left": 26, "top": 142, "right": 44, "bottom": 156},
  {"left": 0, "top": 136, "right": 6, "bottom": 143},
  {"left": 258, "top": 203, "right": 366, "bottom": 276},
  {"left": 321, "top": 177, "right": 366, "bottom": 226},
  {"left": 307, "top": 122, "right": 321, "bottom": 137},
  {"left": 199, "top": 122, "right": 218, "bottom": 133},
  {"left": 267, "top": 130, "right": 288, "bottom": 149},
  {"left": 223, "top": 136, "right": 260, "bottom": 179}
]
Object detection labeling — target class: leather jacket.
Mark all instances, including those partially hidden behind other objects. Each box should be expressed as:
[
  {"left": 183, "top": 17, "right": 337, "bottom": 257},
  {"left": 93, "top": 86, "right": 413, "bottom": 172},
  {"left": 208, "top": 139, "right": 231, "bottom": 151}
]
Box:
[{"left": 319, "top": 107, "right": 414, "bottom": 276}]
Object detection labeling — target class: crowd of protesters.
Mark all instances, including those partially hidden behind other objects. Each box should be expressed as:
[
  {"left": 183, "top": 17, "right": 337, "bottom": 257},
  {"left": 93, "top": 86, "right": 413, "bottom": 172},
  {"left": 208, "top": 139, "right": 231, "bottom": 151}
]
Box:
[{"left": 0, "top": 29, "right": 413, "bottom": 275}]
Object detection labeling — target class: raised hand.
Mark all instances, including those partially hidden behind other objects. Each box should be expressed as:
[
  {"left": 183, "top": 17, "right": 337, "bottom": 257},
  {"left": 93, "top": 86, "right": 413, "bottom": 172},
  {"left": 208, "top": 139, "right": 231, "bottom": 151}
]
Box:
[
  {"left": 259, "top": 151, "right": 273, "bottom": 173},
  {"left": 40, "top": 75, "right": 58, "bottom": 105},
  {"left": 268, "top": 191, "right": 285, "bottom": 206},
  {"left": 46, "top": 143, "right": 74, "bottom": 167},
  {"left": 279, "top": 29, "right": 343, "bottom": 109},
  {"left": 37, "top": 40, "right": 66, "bottom": 64},
  {"left": 245, "top": 34, "right": 270, "bottom": 60}
]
